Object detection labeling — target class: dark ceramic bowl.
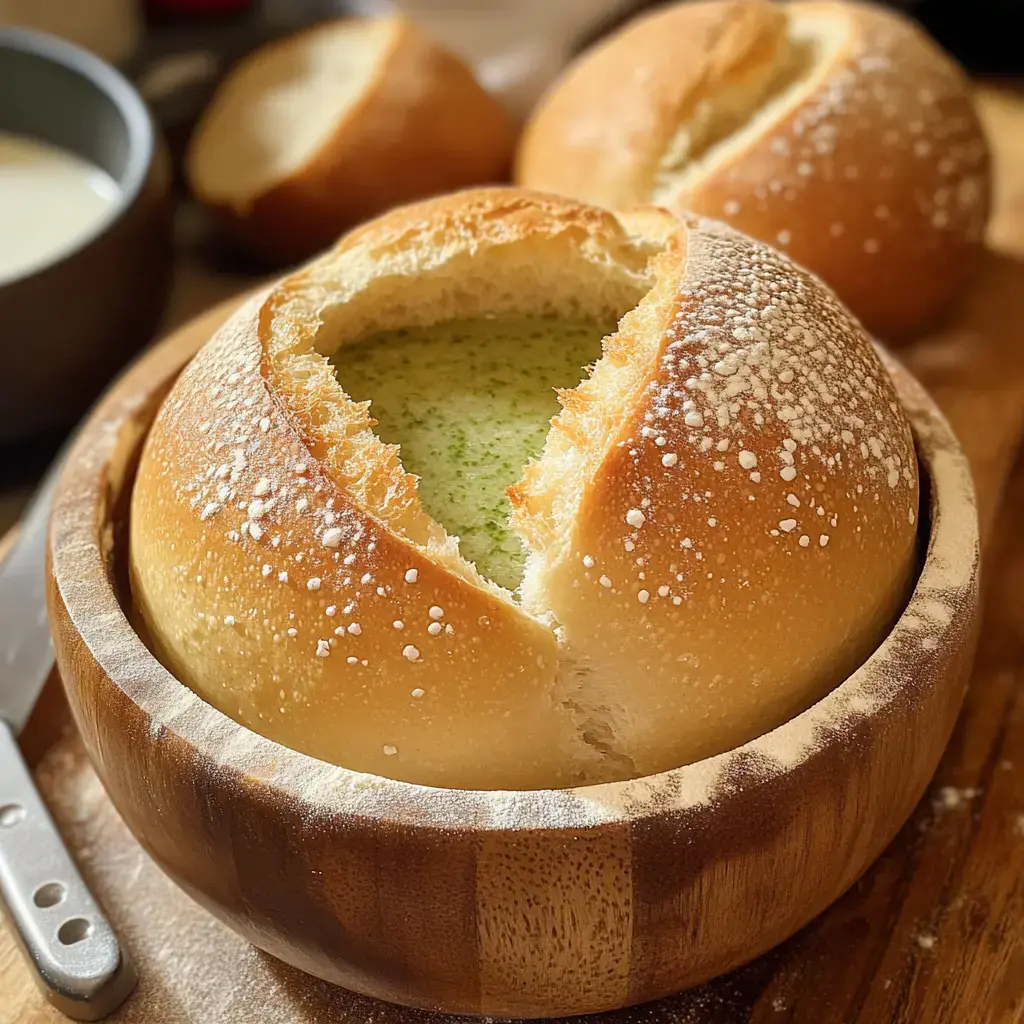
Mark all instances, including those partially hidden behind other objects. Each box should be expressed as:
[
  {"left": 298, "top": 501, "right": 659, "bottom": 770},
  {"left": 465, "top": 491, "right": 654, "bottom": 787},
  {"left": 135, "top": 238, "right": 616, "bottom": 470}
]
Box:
[{"left": 0, "top": 28, "right": 173, "bottom": 443}]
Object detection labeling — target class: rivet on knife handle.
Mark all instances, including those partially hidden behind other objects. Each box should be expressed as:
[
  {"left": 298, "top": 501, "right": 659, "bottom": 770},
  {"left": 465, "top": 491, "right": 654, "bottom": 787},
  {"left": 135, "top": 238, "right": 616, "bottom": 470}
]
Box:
[{"left": 0, "top": 719, "right": 136, "bottom": 1020}]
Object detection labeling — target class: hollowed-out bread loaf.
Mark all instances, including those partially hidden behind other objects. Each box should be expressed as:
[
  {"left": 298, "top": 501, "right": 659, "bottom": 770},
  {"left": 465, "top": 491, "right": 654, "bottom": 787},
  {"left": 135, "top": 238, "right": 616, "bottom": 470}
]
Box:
[{"left": 130, "top": 188, "right": 919, "bottom": 790}]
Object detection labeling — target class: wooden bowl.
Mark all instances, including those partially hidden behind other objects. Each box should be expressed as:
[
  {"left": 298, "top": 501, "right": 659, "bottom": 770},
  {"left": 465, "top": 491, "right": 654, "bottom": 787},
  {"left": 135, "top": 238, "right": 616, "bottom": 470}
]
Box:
[{"left": 46, "top": 309, "right": 980, "bottom": 1019}]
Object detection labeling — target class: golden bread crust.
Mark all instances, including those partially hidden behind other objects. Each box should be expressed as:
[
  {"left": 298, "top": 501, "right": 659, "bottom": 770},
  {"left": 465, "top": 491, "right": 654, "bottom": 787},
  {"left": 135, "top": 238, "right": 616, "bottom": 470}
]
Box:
[{"left": 517, "top": 217, "right": 919, "bottom": 774}]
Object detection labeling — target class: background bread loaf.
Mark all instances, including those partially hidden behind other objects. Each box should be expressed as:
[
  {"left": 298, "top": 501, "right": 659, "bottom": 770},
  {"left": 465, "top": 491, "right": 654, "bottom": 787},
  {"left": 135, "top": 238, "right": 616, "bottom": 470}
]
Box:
[
  {"left": 186, "top": 17, "right": 515, "bottom": 265},
  {"left": 517, "top": 0, "right": 991, "bottom": 340}
]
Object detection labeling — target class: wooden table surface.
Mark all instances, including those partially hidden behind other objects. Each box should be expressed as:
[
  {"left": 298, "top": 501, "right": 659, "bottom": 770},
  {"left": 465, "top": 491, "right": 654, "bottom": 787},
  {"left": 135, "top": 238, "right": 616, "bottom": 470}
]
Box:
[{"left": 2, "top": 84, "right": 1024, "bottom": 1024}]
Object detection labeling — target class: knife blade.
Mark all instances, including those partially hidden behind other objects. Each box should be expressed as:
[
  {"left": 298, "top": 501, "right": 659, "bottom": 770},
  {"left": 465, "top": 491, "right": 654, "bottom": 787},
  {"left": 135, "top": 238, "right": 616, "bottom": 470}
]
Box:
[{"left": 0, "top": 454, "right": 136, "bottom": 1021}]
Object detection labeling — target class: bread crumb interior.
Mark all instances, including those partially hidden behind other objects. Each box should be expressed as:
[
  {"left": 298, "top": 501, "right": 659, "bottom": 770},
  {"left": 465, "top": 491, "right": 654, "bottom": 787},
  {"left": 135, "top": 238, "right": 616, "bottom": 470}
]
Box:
[{"left": 652, "top": 8, "right": 847, "bottom": 201}]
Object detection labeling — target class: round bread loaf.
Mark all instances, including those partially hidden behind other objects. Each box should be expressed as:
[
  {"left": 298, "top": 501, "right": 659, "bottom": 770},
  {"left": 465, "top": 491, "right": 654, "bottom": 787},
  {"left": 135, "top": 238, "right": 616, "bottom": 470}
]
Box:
[
  {"left": 516, "top": 0, "right": 990, "bottom": 340},
  {"left": 185, "top": 16, "right": 514, "bottom": 265},
  {"left": 130, "top": 188, "right": 919, "bottom": 790}
]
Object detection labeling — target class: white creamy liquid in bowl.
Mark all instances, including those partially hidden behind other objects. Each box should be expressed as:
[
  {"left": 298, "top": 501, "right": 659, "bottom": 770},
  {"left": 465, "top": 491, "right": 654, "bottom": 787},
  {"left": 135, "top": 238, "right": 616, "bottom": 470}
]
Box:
[{"left": 0, "top": 132, "right": 121, "bottom": 284}]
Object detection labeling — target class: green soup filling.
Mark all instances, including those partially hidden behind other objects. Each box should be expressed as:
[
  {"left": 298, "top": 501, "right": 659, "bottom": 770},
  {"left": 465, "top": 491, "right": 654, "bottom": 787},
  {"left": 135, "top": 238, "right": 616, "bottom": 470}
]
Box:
[{"left": 331, "top": 316, "right": 605, "bottom": 590}]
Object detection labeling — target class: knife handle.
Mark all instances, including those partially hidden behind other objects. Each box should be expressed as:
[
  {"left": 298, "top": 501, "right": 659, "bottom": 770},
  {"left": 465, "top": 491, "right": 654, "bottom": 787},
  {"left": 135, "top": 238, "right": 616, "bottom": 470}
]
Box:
[{"left": 0, "top": 719, "right": 136, "bottom": 1020}]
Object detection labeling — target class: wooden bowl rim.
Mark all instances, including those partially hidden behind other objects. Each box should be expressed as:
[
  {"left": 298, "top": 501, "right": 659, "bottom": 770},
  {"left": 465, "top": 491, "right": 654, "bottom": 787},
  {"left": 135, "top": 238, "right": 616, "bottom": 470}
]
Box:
[{"left": 50, "top": 325, "right": 980, "bottom": 833}]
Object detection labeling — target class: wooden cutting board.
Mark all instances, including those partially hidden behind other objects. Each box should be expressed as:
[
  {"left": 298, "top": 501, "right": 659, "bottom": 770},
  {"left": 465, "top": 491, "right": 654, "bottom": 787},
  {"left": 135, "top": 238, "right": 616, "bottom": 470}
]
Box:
[{"left": 3, "top": 86, "right": 1024, "bottom": 1024}]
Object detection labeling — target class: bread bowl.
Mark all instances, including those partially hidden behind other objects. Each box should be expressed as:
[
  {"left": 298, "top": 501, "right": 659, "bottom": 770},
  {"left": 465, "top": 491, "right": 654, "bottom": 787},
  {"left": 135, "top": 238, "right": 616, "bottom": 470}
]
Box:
[
  {"left": 185, "top": 17, "right": 515, "bottom": 265},
  {"left": 516, "top": 0, "right": 991, "bottom": 340},
  {"left": 128, "top": 188, "right": 919, "bottom": 790},
  {"left": 47, "top": 261, "right": 978, "bottom": 1015}
]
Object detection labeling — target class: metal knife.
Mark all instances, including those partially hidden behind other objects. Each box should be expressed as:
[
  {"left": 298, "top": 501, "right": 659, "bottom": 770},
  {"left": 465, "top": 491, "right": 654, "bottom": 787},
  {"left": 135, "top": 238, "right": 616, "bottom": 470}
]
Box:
[{"left": 0, "top": 455, "right": 136, "bottom": 1020}]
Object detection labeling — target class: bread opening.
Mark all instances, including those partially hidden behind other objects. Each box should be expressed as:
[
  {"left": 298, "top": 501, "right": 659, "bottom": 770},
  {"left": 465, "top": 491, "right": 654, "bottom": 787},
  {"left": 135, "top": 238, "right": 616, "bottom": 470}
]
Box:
[
  {"left": 265, "top": 201, "right": 678, "bottom": 781},
  {"left": 330, "top": 316, "right": 610, "bottom": 591},
  {"left": 188, "top": 19, "right": 394, "bottom": 207},
  {"left": 651, "top": 9, "right": 847, "bottom": 202}
]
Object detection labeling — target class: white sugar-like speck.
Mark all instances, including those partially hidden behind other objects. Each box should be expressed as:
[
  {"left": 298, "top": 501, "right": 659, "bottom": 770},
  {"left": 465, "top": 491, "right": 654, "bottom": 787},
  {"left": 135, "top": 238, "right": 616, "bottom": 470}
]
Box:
[
  {"left": 322, "top": 527, "right": 343, "bottom": 548},
  {"left": 582, "top": 555, "right": 595, "bottom": 568},
  {"left": 662, "top": 452, "right": 678, "bottom": 467},
  {"left": 637, "top": 589, "right": 650, "bottom": 604},
  {"left": 347, "top": 622, "right": 361, "bottom": 635},
  {"left": 248, "top": 522, "right": 265, "bottom": 542},
  {"left": 383, "top": 744, "right": 398, "bottom": 756},
  {"left": 684, "top": 410, "right": 704, "bottom": 428},
  {"left": 316, "top": 639, "right": 330, "bottom": 658},
  {"left": 259, "top": 417, "right": 271, "bottom": 432},
  {"left": 403, "top": 645, "right": 420, "bottom": 662},
  {"left": 307, "top": 577, "right": 321, "bottom": 591},
  {"left": 393, "top": 620, "right": 404, "bottom": 630},
  {"left": 738, "top": 450, "right": 757, "bottom": 470},
  {"left": 411, "top": 687, "right": 425, "bottom": 698},
  {"left": 429, "top": 606, "right": 444, "bottom": 619},
  {"left": 347, "top": 656, "right": 358, "bottom": 665},
  {"left": 295, "top": 498, "right": 308, "bottom": 513},
  {"left": 200, "top": 502, "right": 221, "bottom": 520},
  {"left": 787, "top": 494, "right": 801, "bottom": 507},
  {"left": 278, "top": 571, "right": 288, "bottom": 582},
  {"left": 287, "top": 627, "right": 297, "bottom": 636},
  {"left": 428, "top": 622, "right": 443, "bottom": 636},
  {"left": 781, "top": 466, "right": 797, "bottom": 482},
  {"left": 253, "top": 478, "right": 271, "bottom": 497},
  {"left": 343, "top": 553, "right": 356, "bottom": 565},
  {"left": 223, "top": 615, "right": 235, "bottom": 626},
  {"left": 599, "top": 575, "right": 612, "bottom": 588},
  {"left": 325, "top": 605, "right": 336, "bottom": 616},
  {"left": 780, "top": 519, "right": 798, "bottom": 533},
  {"left": 820, "top": 535, "right": 830, "bottom": 547},
  {"left": 405, "top": 568, "right": 419, "bottom": 584},
  {"left": 626, "top": 508, "right": 646, "bottom": 529},
  {"left": 658, "top": 585, "right": 670, "bottom": 597}
]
